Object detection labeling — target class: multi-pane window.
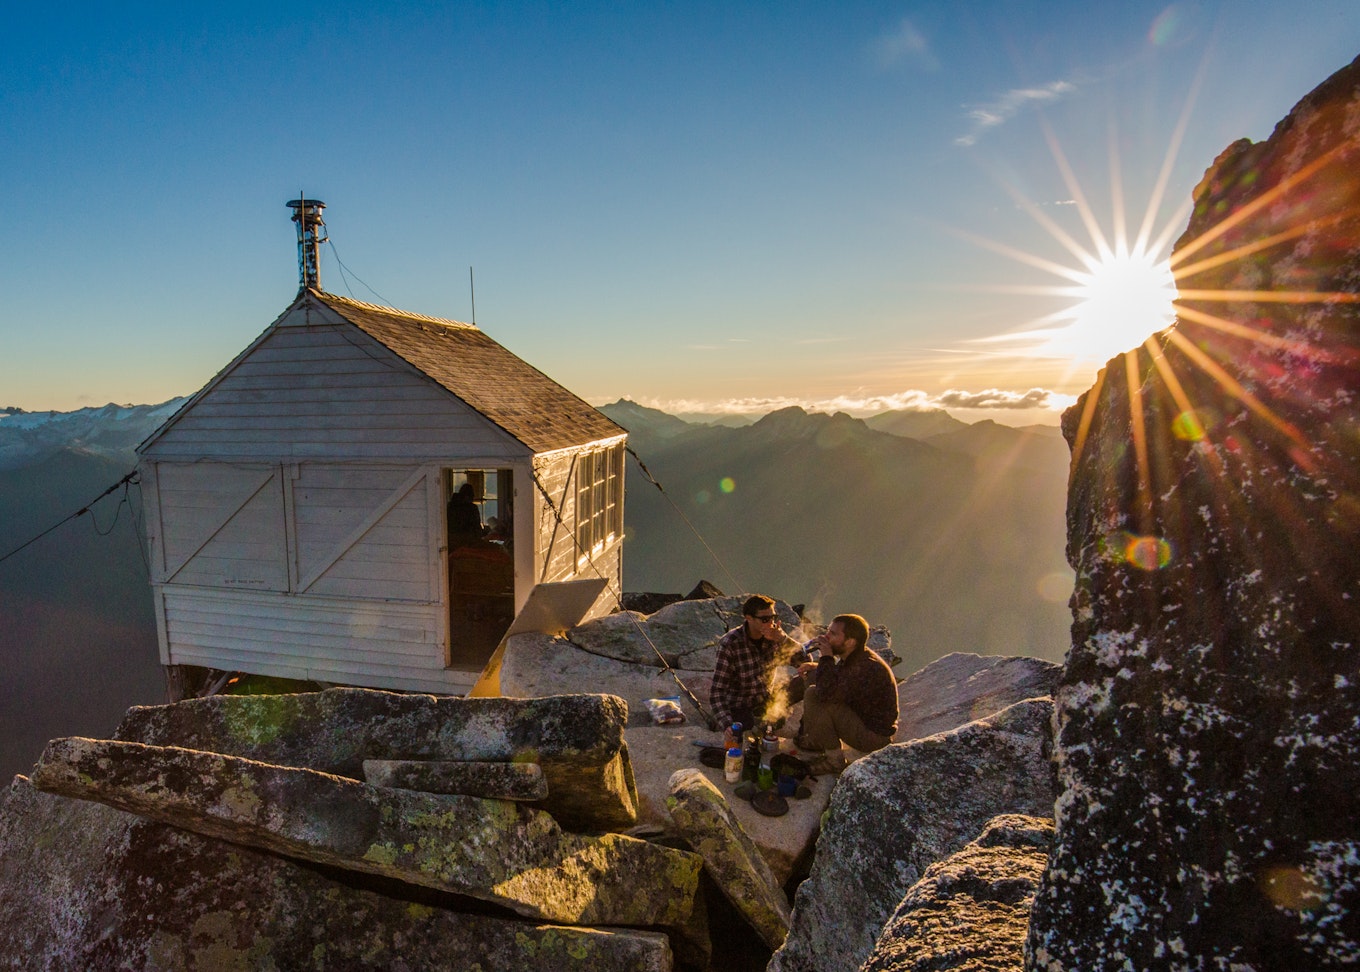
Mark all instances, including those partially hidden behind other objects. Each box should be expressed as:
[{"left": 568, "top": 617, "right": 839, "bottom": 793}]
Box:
[{"left": 576, "top": 444, "right": 623, "bottom": 561}]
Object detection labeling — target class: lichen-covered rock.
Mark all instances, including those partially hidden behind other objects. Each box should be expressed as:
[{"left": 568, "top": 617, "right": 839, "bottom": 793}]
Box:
[
  {"left": 666, "top": 768, "right": 792, "bottom": 949},
  {"left": 30, "top": 736, "right": 708, "bottom": 963},
  {"left": 363, "top": 758, "right": 548, "bottom": 800},
  {"left": 567, "top": 595, "right": 803, "bottom": 671},
  {"left": 0, "top": 776, "right": 675, "bottom": 971},
  {"left": 113, "top": 688, "right": 637, "bottom": 831},
  {"left": 860, "top": 814, "right": 1052, "bottom": 972},
  {"left": 1027, "top": 54, "right": 1360, "bottom": 971},
  {"left": 893, "top": 653, "right": 1060, "bottom": 743},
  {"left": 769, "top": 698, "right": 1055, "bottom": 972}
]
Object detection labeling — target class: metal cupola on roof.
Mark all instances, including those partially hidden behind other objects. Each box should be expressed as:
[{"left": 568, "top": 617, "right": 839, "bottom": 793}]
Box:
[{"left": 286, "top": 197, "right": 327, "bottom": 291}]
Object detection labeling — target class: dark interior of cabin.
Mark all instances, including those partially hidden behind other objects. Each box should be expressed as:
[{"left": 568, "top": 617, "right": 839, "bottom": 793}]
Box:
[{"left": 446, "top": 468, "right": 515, "bottom": 669}]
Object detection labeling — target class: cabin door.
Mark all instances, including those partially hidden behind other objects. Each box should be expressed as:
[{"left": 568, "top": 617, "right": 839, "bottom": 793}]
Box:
[{"left": 445, "top": 468, "right": 515, "bottom": 669}]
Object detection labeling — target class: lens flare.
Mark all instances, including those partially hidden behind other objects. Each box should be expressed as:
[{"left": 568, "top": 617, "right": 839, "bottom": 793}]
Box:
[
  {"left": 719, "top": 477, "right": 736, "bottom": 494},
  {"left": 1171, "top": 410, "right": 1206, "bottom": 441},
  {"left": 1148, "top": 7, "right": 1183, "bottom": 47},
  {"left": 1121, "top": 533, "right": 1172, "bottom": 571},
  {"left": 1259, "top": 865, "right": 1327, "bottom": 912}
]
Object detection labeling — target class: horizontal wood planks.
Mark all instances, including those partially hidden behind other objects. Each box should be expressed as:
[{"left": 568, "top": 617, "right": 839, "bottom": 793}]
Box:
[
  {"left": 146, "top": 325, "right": 528, "bottom": 462},
  {"left": 159, "top": 586, "right": 475, "bottom": 693}
]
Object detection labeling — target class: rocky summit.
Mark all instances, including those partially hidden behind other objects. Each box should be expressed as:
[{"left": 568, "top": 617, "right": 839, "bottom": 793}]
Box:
[
  {"left": 4, "top": 692, "right": 714, "bottom": 971},
  {"left": 1027, "top": 54, "right": 1360, "bottom": 969},
  {"left": 0, "top": 604, "right": 1063, "bottom": 971}
]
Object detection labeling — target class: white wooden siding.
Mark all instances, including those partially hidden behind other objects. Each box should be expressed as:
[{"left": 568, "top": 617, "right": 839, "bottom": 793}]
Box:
[
  {"left": 291, "top": 464, "right": 432, "bottom": 602},
  {"left": 143, "top": 326, "right": 530, "bottom": 463},
  {"left": 157, "top": 586, "right": 475, "bottom": 693},
  {"left": 155, "top": 462, "right": 287, "bottom": 590}
]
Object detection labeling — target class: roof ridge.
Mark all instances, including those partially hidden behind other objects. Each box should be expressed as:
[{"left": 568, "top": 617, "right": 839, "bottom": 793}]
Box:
[{"left": 312, "top": 289, "right": 476, "bottom": 330}]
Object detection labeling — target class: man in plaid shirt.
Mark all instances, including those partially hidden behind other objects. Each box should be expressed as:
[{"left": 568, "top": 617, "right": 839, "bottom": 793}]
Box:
[{"left": 710, "top": 594, "right": 803, "bottom": 730}]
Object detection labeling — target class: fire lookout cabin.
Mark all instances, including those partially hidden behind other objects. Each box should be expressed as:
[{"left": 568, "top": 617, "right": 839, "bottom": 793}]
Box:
[{"left": 135, "top": 200, "right": 626, "bottom": 697}]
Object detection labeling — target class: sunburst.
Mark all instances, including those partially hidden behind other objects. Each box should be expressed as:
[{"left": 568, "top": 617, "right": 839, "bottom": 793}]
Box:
[
  {"left": 959, "top": 116, "right": 1192, "bottom": 382},
  {"left": 964, "top": 87, "right": 1360, "bottom": 575}
]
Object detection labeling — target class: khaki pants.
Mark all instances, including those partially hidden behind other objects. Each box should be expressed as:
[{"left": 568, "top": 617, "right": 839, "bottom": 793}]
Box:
[{"left": 799, "top": 685, "right": 892, "bottom": 754}]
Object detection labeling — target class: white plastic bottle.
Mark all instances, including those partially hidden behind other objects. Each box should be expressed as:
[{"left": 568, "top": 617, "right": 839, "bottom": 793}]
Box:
[{"left": 724, "top": 747, "right": 743, "bottom": 783}]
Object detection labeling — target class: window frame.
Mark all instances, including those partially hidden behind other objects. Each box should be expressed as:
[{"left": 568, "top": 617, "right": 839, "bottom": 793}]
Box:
[{"left": 575, "top": 443, "right": 623, "bottom": 566}]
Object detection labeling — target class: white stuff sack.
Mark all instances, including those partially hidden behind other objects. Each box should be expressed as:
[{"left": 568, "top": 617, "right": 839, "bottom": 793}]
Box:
[{"left": 645, "top": 696, "right": 686, "bottom": 725}]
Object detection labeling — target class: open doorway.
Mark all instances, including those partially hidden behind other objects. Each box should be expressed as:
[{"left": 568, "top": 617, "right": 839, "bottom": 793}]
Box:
[{"left": 446, "top": 468, "right": 515, "bottom": 669}]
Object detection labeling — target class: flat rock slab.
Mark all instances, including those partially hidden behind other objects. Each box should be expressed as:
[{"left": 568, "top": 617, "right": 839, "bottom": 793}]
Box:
[
  {"left": 30, "top": 736, "right": 708, "bottom": 964},
  {"left": 363, "top": 759, "right": 549, "bottom": 801},
  {"left": 861, "top": 814, "right": 1053, "bottom": 972},
  {"left": 0, "top": 776, "right": 675, "bottom": 971},
  {"left": 500, "top": 632, "right": 716, "bottom": 727},
  {"left": 770, "top": 698, "right": 1056, "bottom": 972},
  {"left": 667, "top": 768, "right": 792, "bottom": 950},
  {"left": 500, "top": 632, "right": 833, "bottom": 885},
  {"left": 113, "top": 687, "right": 637, "bottom": 831},
  {"left": 894, "top": 652, "right": 1061, "bottom": 743}
]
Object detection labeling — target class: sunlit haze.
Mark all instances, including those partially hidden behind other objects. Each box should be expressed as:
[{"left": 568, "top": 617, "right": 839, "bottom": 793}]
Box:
[{"left": 2, "top": 3, "right": 1356, "bottom": 426}]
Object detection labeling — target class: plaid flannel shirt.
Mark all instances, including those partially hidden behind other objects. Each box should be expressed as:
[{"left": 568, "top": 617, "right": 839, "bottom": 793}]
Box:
[{"left": 709, "top": 623, "right": 800, "bottom": 726}]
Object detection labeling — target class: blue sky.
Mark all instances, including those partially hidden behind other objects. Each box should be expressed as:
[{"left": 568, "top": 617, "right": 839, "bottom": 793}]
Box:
[{"left": 3, "top": 2, "right": 1356, "bottom": 423}]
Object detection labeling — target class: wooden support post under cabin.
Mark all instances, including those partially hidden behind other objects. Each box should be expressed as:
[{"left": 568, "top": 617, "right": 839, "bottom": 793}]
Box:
[{"left": 164, "top": 664, "right": 212, "bottom": 703}]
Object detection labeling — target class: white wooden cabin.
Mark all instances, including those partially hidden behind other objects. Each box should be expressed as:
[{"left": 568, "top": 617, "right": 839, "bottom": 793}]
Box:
[{"left": 136, "top": 287, "right": 627, "bottom": 696}]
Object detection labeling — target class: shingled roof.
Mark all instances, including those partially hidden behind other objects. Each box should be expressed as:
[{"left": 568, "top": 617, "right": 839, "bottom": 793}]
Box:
[{"left": 309, "top": 290, "right": 625, "bottom": 454}]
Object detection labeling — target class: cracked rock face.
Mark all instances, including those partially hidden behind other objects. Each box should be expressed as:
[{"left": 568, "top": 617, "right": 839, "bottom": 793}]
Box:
[
  {"left": 1027, "top": 54, "right": 1360, "bottom": 970},
  {"left": 861, "top": 814, "right": 1052, "bottom": 972}
]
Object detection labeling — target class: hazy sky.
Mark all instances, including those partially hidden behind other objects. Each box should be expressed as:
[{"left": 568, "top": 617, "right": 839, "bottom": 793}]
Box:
[{"left": 3, "top": 2, "right": 1356, "bottom": 424}]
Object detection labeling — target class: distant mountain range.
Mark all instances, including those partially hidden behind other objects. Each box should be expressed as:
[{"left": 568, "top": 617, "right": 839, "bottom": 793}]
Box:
[
  {"left": 0, "top": 397, "right": 1072, "bottom": 780},
  {"left": 0, "top": 416, "right": 171, "bottom": 782},
  {"left": 600, "top": 400, "right": 1073, "bottom": 677},
  {"left": 0, "top": 400, "right": 186, "bottom": 470}
]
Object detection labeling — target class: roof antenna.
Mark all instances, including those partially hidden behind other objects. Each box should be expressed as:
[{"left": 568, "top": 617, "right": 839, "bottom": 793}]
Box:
[
  {"left": 286, "top": 195, "right": 327, "bottom": 292},
  {"left": 469, "top": 265, "right": 477, "bottom": 326}
]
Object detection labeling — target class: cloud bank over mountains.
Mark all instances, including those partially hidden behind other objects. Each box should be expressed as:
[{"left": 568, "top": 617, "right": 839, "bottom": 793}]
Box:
[{"left": 615, "top": 386, "right": 1074, "bottom": 421}]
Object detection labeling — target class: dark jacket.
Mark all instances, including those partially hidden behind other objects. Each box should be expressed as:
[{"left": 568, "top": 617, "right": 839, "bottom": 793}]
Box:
[{"left": 811, "top": 645, "right": 899, "bottom": 737}]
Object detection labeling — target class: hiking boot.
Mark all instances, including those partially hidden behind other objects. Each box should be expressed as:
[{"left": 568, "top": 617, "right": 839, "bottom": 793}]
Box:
[{"left": 806, "top": 750, "right": 847, "bottom": 775}]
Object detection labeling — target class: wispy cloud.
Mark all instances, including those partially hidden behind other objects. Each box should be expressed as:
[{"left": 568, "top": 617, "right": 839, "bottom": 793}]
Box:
[
  {"left": 955, "top": 80, "right": 1077, "bottom": 146},
  {"left": 936, "top": 387, "right": 1067, "bottom": 410},
  {"left": 869, "top": 18, "right": 938, "bottom": 72}
]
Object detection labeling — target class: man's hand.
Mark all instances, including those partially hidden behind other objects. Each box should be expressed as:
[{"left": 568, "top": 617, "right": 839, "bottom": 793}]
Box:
[{"left": 797, "top": 661, "right": 818, "bottom": 679}]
